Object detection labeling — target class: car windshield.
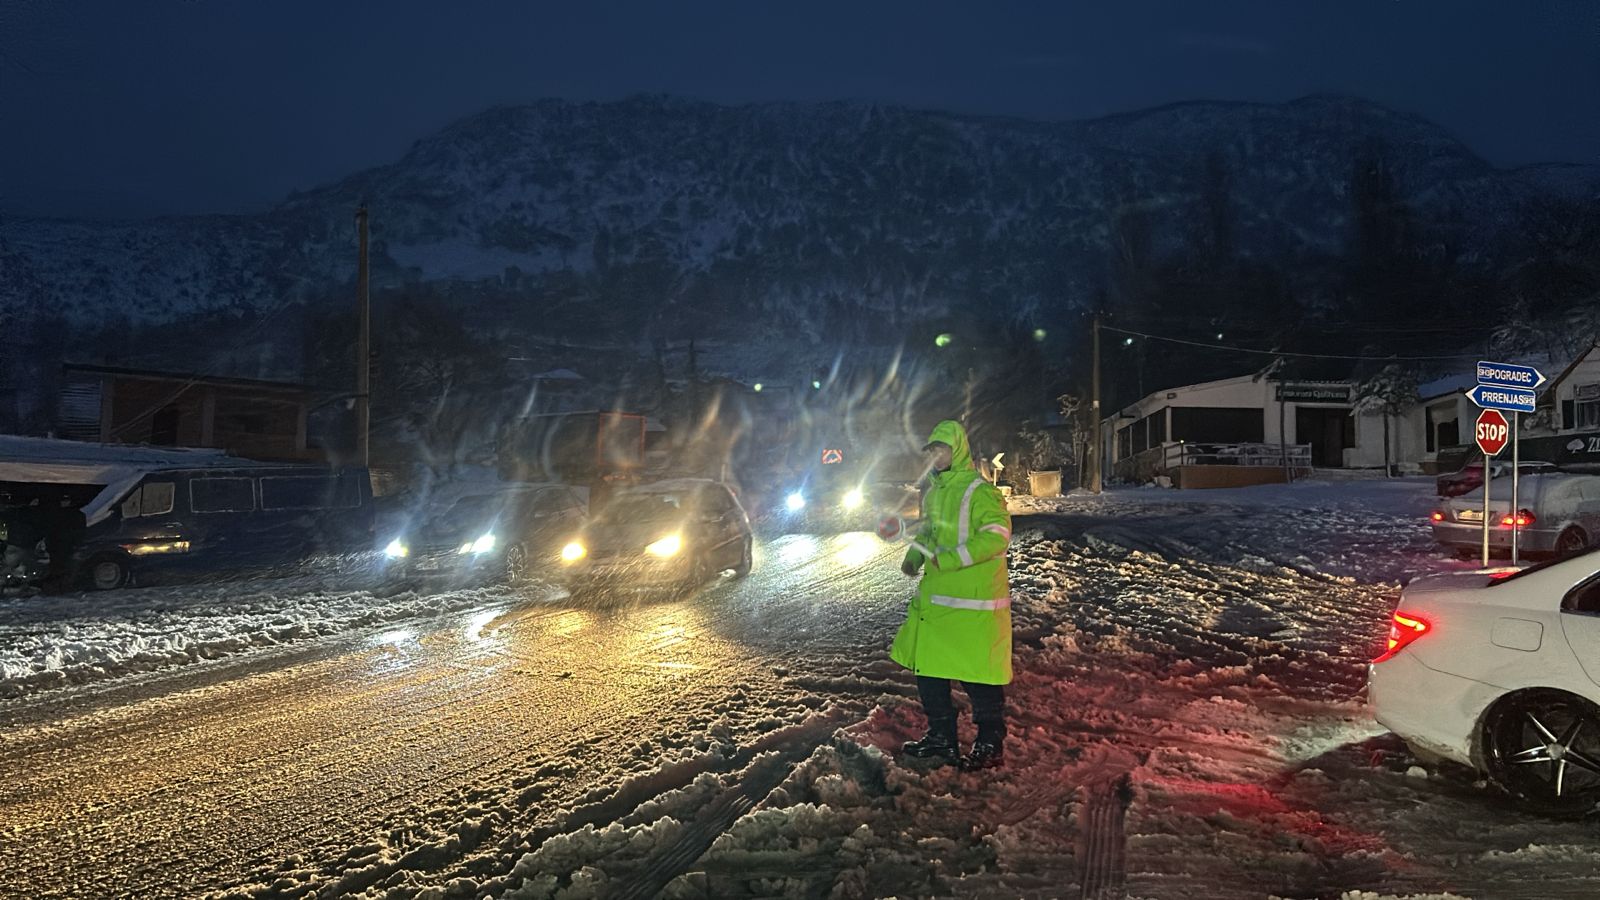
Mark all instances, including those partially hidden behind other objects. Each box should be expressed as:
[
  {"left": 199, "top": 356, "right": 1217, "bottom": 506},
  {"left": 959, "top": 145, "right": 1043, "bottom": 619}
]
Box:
[
  {"left": 600, "top": 493, "right": 687, "bottom": 523},
  {"left": 435, "top": 495, "right": 509, "bottom": 529}
]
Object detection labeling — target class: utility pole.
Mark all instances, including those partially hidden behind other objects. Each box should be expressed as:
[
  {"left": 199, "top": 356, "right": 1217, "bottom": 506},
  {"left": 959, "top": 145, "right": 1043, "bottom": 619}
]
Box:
[
  {"left": 1089, "top": 311, "right": 1103, "bottom": 493},
  {"left": 355, "top": 206, "right": 371, "bottom": 468}
]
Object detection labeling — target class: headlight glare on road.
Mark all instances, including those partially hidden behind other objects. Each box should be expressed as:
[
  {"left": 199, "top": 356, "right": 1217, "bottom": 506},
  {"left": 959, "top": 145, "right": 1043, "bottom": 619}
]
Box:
[
  {"left": 561, "top": 541, "right": 586, "bottom": 562},
  {"left": 841, "top": 488, "right": 865, "bottom": 510},
  {"left": 461, "top": 533, "right": 496, "bottom": 555},
  {"left": 646, "top": 534, "right": 682, "bottom": 557},
  {"left": 384, "top": 539, "right": 409, "bottom": 559},
  {"left": 785, "top": 491, "right": 806, "bottom": 512}
]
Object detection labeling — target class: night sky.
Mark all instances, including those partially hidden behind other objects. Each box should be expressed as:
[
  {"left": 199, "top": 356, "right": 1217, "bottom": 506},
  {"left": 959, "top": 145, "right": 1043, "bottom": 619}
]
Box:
[{"left": 2, "top": 0, "right": 1596, "bottom": 220}]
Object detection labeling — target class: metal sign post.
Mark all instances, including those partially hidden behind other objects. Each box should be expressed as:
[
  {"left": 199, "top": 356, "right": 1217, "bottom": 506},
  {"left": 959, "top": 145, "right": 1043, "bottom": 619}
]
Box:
[
  {"left": 1471, "top": 361, "right": 1544, "bottom": 567},
  {"left": 1483, "top": 462, "right": 1492, "bottom": 567},
  {"left": 1473, "top": 408, "right": 1509, "bottom": 568},
  {"left": 1512, "top": 413, "right": 1520, "bottom": 565}
]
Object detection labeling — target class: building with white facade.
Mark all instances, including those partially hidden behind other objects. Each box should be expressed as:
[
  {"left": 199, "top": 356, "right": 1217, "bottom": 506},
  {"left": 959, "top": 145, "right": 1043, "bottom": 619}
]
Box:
[{"left": 1102, "top": 371, "right": 1441, "bottom": 487}]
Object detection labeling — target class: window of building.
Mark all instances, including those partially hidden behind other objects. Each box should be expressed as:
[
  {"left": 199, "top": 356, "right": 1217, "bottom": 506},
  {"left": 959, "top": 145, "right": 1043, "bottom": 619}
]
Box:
[
  {"left": 150, "top": 407, "right": 181, "bottom": 445},
  {"left": 1576, "top": 383, "right": 1600, "bottom": 430},
  {"left": 1425, "top": 405, "right": 1458, "bottom": 453},
  {"left": 1170, "top": 407, "right": 1265, "bottom": 444},
  {"left": 190, "top": 477, "right": 255, "bottom": 513}
]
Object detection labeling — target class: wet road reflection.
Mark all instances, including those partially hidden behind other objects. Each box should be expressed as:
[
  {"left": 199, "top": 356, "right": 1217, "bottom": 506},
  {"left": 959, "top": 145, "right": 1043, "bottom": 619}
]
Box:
[{"left": 0, "top": 531, "right": 911, "bottom": 899}]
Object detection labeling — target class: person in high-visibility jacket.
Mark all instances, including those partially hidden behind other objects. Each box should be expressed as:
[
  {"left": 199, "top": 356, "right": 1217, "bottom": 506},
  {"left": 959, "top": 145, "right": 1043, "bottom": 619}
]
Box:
[{"left": 890, "top": 419, "right": 1013, "bottom": 770}]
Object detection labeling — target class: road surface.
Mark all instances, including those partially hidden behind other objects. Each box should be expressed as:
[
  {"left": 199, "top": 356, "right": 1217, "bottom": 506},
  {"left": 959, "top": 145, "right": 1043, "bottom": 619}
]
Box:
[{"left": 0, "top": 531, "right": 907, "bottom": 899}]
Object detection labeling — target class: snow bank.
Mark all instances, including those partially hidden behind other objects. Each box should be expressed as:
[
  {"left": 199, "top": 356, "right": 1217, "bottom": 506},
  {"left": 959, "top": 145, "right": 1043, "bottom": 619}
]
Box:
[{"left": 0, "top": 572, "right": 561, "bottom": 699}]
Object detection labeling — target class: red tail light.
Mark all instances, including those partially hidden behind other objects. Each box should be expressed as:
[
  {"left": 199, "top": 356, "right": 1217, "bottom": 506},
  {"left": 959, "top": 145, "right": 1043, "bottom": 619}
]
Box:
[
  {"left": 1374, "top": 611, "right": 1430, "bottom": 663},
  {"left": 1500, "top": 509, "right": 1535, "bottom": 527},
  {"left": 1429, "top": 511, "right": 1445, "bottom": 522}
]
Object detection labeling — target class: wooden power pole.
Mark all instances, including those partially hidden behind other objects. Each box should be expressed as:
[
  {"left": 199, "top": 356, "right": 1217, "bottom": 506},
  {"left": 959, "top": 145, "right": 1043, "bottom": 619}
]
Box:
[
  {"left": 1089, "top": 311, "right": 1103, "bottom": 493},
  {"left": 356, "top": 206, "right": 371, "bottom": 468}
]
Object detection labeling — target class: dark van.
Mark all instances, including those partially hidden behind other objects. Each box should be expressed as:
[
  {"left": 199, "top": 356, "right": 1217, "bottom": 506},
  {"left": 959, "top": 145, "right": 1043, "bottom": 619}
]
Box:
[{"left": 72, "top": 466, "right": 375, "bottom": 590}]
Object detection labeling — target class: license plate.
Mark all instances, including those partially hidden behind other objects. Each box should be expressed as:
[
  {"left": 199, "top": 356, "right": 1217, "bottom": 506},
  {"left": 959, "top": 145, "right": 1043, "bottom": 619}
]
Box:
[{"left": 1457, "top": 510, "right": 1483, "bottom": 522}]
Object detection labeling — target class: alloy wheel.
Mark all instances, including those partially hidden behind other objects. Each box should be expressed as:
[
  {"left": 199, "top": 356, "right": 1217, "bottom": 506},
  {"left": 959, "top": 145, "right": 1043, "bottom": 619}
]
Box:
[{"left": 1485, "top": 691, "right": 1600, "bottom": 815}]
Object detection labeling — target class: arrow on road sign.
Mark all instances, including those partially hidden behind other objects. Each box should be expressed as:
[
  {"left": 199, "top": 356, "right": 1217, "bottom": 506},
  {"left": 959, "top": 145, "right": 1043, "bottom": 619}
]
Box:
[
  {"left": 992, "top": 452, "right": 1006, "bottom": 472},
  {"left": 1477, "top": 360, "right": 1546, "bottom": 391},
  {"left": 1467, "top": 384, "right": 1537, "bottom": 414}
]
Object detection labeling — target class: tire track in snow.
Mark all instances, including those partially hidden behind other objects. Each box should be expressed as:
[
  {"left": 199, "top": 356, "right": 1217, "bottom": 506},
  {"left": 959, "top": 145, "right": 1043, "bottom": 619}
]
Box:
[{"left": 1077, "top": 772, "right": 1131, "bottom": 900}]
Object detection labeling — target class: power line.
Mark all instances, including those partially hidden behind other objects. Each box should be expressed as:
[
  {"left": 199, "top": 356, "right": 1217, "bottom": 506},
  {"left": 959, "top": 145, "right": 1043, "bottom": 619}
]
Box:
[{"left": 1100, "top": 325, "right": 1476, "bottom": 362}]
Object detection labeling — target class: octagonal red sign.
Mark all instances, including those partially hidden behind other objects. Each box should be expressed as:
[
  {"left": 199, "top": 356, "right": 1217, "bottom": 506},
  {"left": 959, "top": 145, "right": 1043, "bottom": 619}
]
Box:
[{"left": 1475, "top": 408, "right": 1509, "bottom": 457}]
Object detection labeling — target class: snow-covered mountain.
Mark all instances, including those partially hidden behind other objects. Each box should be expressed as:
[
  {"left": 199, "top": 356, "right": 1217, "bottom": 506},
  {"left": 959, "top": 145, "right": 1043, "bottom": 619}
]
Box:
[{"left": 3, "top": 94, "right": 1595, "bottom": 342}]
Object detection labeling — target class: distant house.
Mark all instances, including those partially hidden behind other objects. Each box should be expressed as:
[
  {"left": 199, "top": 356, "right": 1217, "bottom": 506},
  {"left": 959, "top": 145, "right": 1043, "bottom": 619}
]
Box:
[
  {"left": 1414, "top": 372, "right": 1477, "bottom": 474},
  {"left": 1099, "top": 368, "right": 1461, "bottom": 487},
  {"left": 1534, "top": 344, "right": 1600, "bottom": 435},
  {"left": 55, "top": 364, "right": 323, "bottom": 462}
]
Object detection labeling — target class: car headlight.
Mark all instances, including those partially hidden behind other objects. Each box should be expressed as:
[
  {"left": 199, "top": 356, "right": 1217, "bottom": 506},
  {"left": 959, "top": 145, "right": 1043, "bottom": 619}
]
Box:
[
  {"left": 841, "top": 488, "right": 865, "bottom": 510},
  {"left": 461, "top": 533, "right": 497, "bottom": 555},
  {"left": 561, "top": 541, "right": 587, "bottom": 562},
  {"left": 785, "top": 491, "right": 806, "bottom": 512},
  {"left": 646, "top": 534, "right": 682, "bottom": 557},
  {"left": 384, "top": 539, "right": 409, "bottom": 559}
]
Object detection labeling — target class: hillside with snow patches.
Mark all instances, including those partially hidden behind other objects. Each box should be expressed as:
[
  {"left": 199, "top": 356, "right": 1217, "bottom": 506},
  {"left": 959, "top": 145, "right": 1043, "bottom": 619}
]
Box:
[{"left": 2, "top": 95, "right": 1595, "bottom": 341}]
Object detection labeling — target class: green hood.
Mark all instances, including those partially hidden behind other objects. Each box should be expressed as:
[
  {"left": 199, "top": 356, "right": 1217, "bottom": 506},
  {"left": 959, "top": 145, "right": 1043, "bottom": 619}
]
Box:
[{"left": 926, "top": 420, "right": 974, "bottom": 473}]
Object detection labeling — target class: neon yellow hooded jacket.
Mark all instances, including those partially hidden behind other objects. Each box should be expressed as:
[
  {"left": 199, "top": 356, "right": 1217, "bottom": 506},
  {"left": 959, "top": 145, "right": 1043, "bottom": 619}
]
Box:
[{"left": 889, "top": 420, "right": 1013, "bottom": 685}]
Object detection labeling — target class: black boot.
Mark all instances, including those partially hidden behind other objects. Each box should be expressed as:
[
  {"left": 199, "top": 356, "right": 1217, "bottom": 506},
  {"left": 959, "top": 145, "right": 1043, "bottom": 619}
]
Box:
[
  {"left": 963, "top": 681, "right": 1007, "bottom": 772},
  {"left": 902, "top": 719, "right": 959, "bottom": 761},
  {"left": 960, "top": 738, "right": 1005, "bottom": 771}
]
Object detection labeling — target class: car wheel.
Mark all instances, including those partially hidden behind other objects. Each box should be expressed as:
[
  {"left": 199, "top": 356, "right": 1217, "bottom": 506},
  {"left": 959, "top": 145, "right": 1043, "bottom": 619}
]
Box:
[
  {"left": 87, "top": 555, "right": 130, "bottom": 591},
  {"left": 732, "top": 537, "right": 752, "bottom": 578},
  {"left": 1483, "top": 689, "right": 1600, "bottom": 816},
  {"left": 1557, "top": 527, "right": 1589, "bottom": 557},
  {"left": 502, "top": 543, "right": 529, "bottom": 584}
]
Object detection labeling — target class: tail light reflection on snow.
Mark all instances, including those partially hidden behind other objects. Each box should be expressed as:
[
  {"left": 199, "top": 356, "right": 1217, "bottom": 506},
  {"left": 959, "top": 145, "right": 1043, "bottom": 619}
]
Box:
[{"left": 1373, "top": 612, "right": 1430, "bottom": 663}]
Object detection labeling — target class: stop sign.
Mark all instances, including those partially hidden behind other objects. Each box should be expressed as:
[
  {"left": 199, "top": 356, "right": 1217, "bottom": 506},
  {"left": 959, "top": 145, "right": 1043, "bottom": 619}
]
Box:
[{"left": 1475, "top": 408, "right": 1509, "bottom": 456}]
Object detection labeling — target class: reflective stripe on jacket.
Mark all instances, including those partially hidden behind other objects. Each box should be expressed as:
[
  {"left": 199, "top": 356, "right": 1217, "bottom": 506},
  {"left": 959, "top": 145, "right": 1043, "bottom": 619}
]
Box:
[{"left": 889, "top": 419, "right": 1013, "bottom": 685}]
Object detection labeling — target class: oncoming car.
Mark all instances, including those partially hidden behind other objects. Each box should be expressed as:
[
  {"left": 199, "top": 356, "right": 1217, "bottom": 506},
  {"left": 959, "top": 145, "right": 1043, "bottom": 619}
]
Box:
[
  {"left": 382, "top": 484, "right": 586, "bottom": 584},
  {"left": 568, "top": 479, "right": 751, "bottom": 593},
  {"left": 1368, "top": 549, "right": 1600, "bottom": 814},
  {"left": 776, "top": 447, "right": 924, "bottom": 533}
]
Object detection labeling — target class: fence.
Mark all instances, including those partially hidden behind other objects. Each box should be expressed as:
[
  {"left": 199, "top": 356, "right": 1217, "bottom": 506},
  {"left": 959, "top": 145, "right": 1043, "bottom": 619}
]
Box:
[{"left": 1115, "top": 441, "right": 1313, "bottom": 484}]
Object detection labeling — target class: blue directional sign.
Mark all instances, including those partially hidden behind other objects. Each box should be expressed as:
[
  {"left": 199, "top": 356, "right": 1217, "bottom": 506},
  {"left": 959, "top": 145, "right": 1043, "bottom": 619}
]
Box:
[
  {"left": 1477, "top": 360, "right": 1546, "bottom": 391},
  {"left": 1468, "top": 384, "right": 1537, "bottom": 414}
]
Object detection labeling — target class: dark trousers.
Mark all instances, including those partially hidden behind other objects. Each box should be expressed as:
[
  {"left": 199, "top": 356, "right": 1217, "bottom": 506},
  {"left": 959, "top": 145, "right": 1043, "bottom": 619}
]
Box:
[{"left": 916, "top": 675, "right": 1006, "bottom": 743}]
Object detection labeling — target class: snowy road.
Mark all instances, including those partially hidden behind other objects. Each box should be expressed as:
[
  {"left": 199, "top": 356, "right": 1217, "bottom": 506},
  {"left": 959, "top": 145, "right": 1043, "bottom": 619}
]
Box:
[
  {"left": 0, "top": 533, "right": 906, "bottom": 900},
  {"left": 4, "top": 481, "right": 1600, "bottom": 899}
]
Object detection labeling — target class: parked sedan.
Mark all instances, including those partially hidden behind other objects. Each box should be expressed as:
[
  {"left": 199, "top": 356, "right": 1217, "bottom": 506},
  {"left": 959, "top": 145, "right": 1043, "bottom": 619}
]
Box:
[
  {"left": 1368, "top": 550, "right": 1600, "bottom": 814},
  {"left": 1430, "top": 472, "right": 1600, "bottom": 558},
  {"left": 383, "top": 484, "right": 586, "bottom": 584},
  {"left": 568, "top": 478, "right": 752, "bottom": 593}
]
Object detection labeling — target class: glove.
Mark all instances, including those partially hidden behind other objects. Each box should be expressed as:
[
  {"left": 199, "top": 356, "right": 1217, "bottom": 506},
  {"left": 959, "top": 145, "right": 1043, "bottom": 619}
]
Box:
[{"left": 901, "top": 557, "right": 920, "bottom": 577}]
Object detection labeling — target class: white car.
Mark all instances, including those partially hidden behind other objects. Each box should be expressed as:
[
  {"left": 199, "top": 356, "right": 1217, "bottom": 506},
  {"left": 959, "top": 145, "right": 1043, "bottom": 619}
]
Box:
[
  {"left": 1368, "top": 550, "right": 1600, "bottom": 814},
  {"left": 1430, "top": 472, "right": 1600, "bottom": 558}
]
